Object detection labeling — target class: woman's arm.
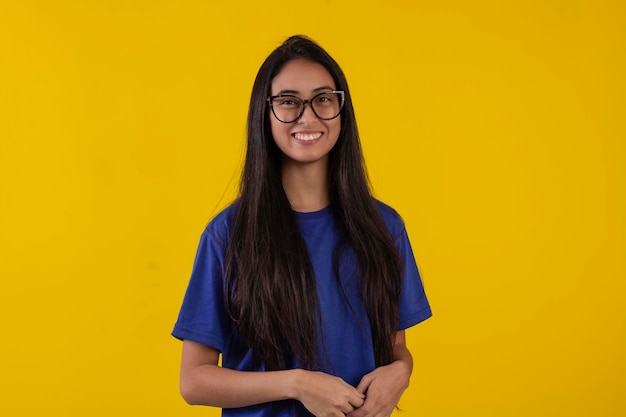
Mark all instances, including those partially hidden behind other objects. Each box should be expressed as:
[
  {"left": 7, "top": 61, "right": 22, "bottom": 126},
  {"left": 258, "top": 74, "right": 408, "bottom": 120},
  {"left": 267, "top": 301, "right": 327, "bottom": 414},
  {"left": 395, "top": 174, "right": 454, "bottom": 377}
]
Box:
[
  {"left": 180, "top": 340, "right": 365, "bottom": 416},
  {"left": 347, "top": 330, "right": 413, "bottom": 417}
]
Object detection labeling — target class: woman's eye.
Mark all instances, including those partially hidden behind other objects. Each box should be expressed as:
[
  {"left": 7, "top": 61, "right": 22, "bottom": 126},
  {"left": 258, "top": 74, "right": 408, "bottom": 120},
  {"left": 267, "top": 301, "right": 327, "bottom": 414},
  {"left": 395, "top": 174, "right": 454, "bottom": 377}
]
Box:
[
  {"left": 278, "top": 98, "right": 299, "bottom": 106},
  {"left": 314, "top": 94, "right": 334, "bottom": 105}
]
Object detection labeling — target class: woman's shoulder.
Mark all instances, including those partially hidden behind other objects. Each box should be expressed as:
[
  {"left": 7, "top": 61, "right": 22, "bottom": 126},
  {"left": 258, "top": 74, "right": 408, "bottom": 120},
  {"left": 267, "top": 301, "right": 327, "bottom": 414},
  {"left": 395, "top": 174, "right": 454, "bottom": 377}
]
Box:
[
  {"left": 203, "top": 200, "right": 240, "bottom": 242},
  {"left": 374, "top": 199, "right": 406, "bottom": 239}
]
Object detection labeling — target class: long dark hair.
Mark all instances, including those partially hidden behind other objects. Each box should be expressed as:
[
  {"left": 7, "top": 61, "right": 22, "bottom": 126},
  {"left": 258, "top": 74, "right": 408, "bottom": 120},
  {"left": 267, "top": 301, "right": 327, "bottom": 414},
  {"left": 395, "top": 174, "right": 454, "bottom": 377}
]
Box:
[{"left": 224, "top": 35, "right": 403, "bottom": 371}]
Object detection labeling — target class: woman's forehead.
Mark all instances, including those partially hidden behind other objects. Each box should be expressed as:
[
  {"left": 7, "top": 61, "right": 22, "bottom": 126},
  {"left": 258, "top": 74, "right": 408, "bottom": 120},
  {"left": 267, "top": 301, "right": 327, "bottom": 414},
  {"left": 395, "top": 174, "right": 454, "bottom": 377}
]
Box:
[{"left": 271, "top": 59, "right": 335, "bottom": 95}]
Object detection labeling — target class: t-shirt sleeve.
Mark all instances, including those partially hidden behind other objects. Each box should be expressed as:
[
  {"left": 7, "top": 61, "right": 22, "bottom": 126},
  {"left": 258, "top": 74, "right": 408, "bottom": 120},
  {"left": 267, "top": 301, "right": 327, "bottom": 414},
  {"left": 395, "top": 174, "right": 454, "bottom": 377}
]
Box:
[
  {"left": 396, "top": 227, "right": 432, "bottom": 330},
  {"left": 171, "top": 227, "right": 232, "bottom": 352}
]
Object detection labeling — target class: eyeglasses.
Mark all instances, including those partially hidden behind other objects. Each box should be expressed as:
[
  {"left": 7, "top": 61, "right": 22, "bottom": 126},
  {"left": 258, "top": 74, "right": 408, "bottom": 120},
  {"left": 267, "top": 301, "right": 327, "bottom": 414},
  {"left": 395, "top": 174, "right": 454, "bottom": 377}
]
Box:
[{"left": 267, "top": 90, "right": 345, "bottom": 123}]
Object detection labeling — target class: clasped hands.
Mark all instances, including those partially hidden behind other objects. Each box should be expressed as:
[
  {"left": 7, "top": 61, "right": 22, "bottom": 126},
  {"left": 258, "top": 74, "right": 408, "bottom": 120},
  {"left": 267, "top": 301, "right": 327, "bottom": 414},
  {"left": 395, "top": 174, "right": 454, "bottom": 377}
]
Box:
[{"left": 297, "top": 361, "right": 410, "bottom": 417}]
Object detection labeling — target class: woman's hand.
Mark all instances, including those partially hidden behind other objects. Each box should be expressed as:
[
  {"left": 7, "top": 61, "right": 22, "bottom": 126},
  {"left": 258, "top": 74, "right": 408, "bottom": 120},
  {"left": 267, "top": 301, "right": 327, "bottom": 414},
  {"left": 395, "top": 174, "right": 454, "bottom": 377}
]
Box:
[
  {"left": 346, "top": 360, "right": 410, "bottom": 417},
  {"left": 294, "top": 370, "right": 366, "bottom": 417},
  {"left": 347, "top": 330, "right": 413, "bottom": 417}
]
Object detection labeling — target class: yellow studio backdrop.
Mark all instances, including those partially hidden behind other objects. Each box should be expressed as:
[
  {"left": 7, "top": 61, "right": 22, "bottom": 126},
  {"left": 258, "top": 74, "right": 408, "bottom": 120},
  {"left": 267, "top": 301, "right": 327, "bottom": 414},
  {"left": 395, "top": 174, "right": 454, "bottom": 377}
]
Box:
[{"left": 0, "top": 0, "right": 624, "bottom": 415}]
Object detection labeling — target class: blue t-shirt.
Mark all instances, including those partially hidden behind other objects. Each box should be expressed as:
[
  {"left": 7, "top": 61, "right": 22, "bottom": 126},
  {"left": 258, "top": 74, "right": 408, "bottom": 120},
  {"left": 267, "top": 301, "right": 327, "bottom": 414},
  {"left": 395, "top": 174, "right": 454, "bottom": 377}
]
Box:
[{"left": 172, "top": 201, "right": 431, "bottom": 416}]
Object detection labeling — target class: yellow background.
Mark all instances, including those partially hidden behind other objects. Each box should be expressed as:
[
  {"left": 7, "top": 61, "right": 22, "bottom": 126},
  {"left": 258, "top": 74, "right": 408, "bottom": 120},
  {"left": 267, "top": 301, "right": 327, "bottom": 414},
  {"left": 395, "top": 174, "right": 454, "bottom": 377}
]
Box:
[{"left": 1, "top": 0, "right": 624, "bottom": 415}]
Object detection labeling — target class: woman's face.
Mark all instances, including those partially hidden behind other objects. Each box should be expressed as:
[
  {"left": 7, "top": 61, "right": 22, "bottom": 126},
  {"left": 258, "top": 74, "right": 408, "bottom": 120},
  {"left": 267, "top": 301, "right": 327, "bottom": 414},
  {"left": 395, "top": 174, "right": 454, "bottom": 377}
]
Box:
[{"left": 269, "top": 59, "right": 341, "bottom": 168}]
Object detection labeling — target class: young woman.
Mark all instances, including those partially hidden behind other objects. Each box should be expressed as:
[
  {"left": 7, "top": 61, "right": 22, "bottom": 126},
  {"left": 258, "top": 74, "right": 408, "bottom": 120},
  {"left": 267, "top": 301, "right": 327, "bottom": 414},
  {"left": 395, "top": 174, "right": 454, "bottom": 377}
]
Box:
[{"left": 172, "top": 35, "right": 431, "bottom": 417}]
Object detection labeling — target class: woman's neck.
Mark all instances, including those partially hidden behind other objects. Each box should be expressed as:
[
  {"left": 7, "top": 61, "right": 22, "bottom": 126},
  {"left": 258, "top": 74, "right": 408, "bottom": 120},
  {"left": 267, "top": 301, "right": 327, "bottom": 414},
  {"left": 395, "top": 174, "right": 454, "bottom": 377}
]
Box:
[{"left": 281, "top": 159, "right": 329, "bottom": 213}]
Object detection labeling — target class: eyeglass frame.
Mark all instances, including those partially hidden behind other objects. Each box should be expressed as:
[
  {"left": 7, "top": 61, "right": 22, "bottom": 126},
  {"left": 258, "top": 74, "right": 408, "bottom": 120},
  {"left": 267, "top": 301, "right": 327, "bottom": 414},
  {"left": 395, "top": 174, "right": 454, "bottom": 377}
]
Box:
[{"left": 267, "top": 90, "right": 345, "bottom": 123}]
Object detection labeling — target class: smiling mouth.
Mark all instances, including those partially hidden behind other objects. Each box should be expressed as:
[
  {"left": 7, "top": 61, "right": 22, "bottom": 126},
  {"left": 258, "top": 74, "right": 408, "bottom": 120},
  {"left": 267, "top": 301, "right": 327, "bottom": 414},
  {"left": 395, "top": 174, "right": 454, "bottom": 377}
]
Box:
[{"left": 293, "top": 132, "right": 323, "bottom": 141}]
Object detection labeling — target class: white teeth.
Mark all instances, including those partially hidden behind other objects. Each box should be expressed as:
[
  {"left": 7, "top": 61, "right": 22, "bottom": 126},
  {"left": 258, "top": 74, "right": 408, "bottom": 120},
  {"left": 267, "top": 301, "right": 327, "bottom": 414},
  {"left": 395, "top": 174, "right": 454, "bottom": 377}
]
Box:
[{"left": 294, "top": 132, "right": 322, "bottom": 141}]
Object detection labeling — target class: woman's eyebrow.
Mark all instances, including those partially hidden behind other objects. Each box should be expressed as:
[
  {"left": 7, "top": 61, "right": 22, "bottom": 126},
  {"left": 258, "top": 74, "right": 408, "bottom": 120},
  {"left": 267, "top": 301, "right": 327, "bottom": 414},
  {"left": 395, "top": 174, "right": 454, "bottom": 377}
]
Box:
[
  {"left": 312, "top": 85, "right": 334, "bottom": 93},
  {"left": 275, "top": 89, "right": 299, "bottom": 95},
  {"left": 274, "top": 85, "right": 334, "bottom": 96}
]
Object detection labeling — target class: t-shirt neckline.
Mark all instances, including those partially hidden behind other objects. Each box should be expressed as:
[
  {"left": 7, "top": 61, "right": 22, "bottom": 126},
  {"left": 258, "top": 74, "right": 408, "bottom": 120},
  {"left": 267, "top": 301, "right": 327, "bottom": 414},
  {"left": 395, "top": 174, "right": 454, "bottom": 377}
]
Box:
[{"left": 293, "top": 205, "right": 332, "bottom": 221}]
